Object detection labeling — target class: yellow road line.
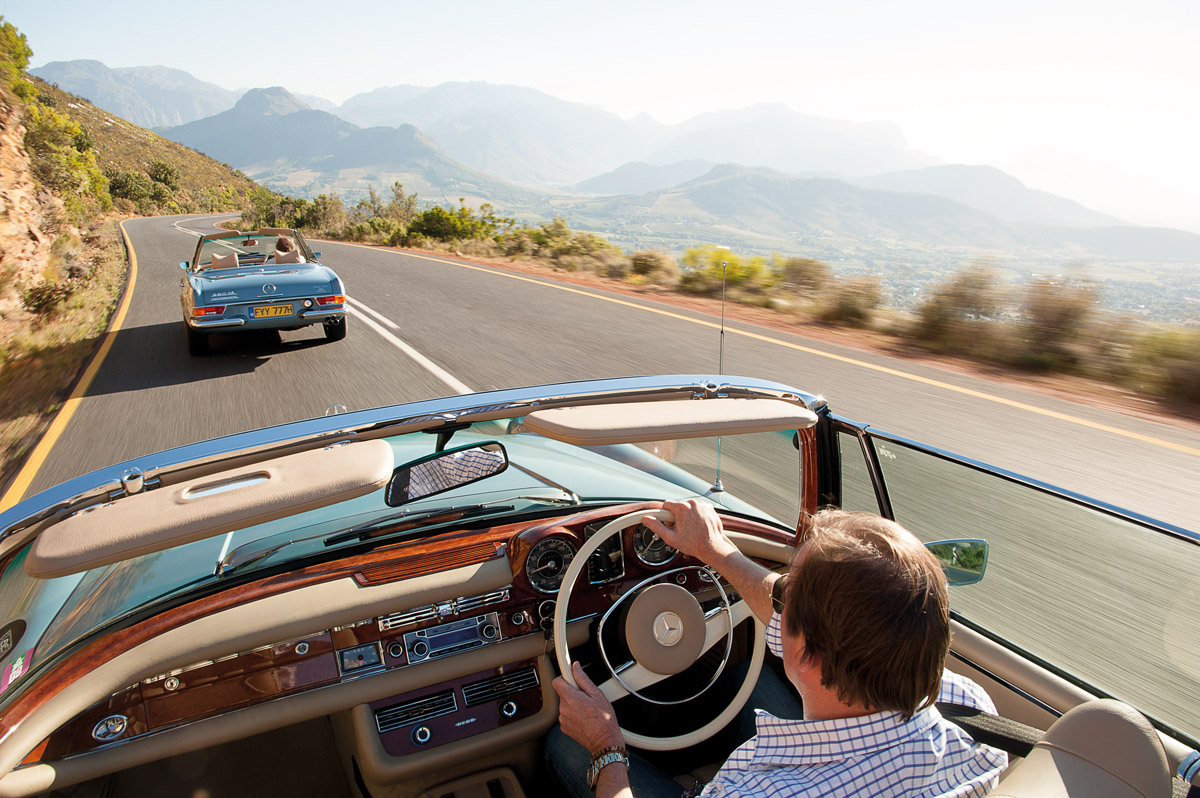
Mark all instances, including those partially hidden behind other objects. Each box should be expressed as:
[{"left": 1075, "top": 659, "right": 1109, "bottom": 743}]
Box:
[
  {"left": 0, "top": 220, "right": 140, "bottom": 511},
  {"left": 344, "top": 243, "right": 1200, "bottom": 459}
]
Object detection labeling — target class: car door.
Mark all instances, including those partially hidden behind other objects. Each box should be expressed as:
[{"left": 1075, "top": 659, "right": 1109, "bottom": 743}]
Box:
[{"left": 816, "top": 411, "right": 1200, "bottom": 766}]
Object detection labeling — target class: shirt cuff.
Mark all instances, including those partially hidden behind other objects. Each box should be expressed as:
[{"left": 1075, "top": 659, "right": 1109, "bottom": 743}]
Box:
[{"left": 766, "top": 611, "right": 784, "bottom": 658}]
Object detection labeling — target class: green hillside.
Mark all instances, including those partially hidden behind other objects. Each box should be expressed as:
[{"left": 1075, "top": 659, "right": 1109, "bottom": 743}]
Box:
[{"left": 33, "top": 76, "right": 266, "bottom": 214}]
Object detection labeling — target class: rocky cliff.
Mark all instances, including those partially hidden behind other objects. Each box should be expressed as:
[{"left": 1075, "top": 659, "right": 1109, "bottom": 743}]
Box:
[{"left": 0, "top": 84, "right": 57, "bottom": 317}]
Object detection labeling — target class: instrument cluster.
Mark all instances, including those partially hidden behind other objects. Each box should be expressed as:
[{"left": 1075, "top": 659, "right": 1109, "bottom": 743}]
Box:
[{"left": 523, "top": 520, "right": 677, "bottom": 594}]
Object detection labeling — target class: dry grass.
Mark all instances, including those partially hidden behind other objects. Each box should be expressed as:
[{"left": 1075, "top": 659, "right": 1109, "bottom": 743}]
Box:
[{"left": 0, "top": 220, "right": 126, "bottom": 491}]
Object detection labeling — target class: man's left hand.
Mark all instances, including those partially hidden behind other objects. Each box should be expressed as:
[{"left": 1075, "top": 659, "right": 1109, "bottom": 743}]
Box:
[{"left": 552, "top": 661, "right": 624, "bottom": 753}]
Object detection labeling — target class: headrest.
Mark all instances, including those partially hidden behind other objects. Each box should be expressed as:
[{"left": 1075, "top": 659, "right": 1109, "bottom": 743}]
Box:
[
  {"left": 274, "top": 249, "right": 301, "bottom": 264},
  {"left": 210, "top": 252, "right": 238, "bottom": 269}
]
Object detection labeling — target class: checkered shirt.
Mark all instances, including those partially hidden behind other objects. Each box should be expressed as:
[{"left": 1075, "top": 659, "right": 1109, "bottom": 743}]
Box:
[{"left": 700, "top": 613, "right": 1008, "bottom": 797}]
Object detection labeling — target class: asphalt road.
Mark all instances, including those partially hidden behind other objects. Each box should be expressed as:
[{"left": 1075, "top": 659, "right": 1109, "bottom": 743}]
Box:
[{"left": 14, "top": 214, "right": 1200, "bottom": 739}]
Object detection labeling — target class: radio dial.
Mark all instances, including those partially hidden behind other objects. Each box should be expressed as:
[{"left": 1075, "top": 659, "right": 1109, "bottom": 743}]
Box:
[
  {"left": 411, "top": 640, "right": 430, "bottom": 659},
  {"left": 482, "top": 623, "right": 498, "bottom": 640}
]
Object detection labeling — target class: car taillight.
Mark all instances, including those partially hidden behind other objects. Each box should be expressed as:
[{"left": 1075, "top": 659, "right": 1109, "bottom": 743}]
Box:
[
  {"left": 317, "top": 295, "right": 345, "bottom": 306},
  {"left": 191, "top": 305, "right": 226, "bottom": 317}
]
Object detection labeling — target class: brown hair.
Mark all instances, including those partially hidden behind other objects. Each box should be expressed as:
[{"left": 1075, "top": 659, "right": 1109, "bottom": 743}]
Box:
[
  {"left": 275, "top": 235, "right": 295, "bottom": 253},
  {"left": 783, "top": 509, "right": 949, "bottom": 719}
]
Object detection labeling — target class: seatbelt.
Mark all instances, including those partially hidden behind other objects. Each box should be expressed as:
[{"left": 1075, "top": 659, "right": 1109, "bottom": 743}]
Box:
[
  {"left": 937, "top": 703, "right": 1040, "bottom": 758},
  {"left": 938, "top": 704, "right": 1200, "bottom": 798}
]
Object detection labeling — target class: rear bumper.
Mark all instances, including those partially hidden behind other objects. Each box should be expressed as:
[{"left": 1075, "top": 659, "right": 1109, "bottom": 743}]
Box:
[
  {"left": 298, "top": 308, "right": 346, "bottom": 321},
  {"left": 185, "top": 308, "right": 344, "bottom": 330}
]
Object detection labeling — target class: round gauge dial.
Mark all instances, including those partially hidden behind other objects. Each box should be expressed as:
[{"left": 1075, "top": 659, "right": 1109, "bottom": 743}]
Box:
[
  {"left": 526, "top": 537, "right": 578, "bottom": 593},
  {"left": 633, "top": 524, "right": 677, "bottom": 566}
]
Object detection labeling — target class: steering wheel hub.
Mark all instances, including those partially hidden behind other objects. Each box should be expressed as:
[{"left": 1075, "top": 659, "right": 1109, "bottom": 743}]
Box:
[
  {"left": 626, "top": 583, "right": 705, "bottom": 674},
  {"left": 654, "top": 612, "right": 683, "bottom": 646}
]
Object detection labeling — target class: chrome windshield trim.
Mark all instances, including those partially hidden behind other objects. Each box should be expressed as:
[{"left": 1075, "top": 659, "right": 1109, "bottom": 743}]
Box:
[{"left": 0, "top": 375, "right": 818, "bottom": 543}]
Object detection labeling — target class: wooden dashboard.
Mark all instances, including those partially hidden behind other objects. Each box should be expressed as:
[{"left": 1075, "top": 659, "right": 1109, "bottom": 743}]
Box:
[{"left": 7, "top": 502, "right": 795, "bottom": 770}]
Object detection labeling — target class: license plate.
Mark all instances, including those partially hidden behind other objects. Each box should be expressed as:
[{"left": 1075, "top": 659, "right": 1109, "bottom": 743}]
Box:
[{"left": 252, "top": 304, "right": 293, "bottom": 319}]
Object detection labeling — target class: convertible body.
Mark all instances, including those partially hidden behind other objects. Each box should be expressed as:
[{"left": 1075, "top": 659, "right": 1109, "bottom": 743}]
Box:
[
  {"left": 179, "top": 227, "right": 347, "bottom": 355},
  {"left": 0, "top": 375, "right": 1196, "bottom": 797}
]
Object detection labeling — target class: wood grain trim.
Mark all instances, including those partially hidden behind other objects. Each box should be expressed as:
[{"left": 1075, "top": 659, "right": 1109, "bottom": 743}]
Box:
[
  {"left": 354, "top": 541, "right": 504, "bottom": 586},
  {"left": 0, "top": 526, "right": 512, "bottom": 756}
]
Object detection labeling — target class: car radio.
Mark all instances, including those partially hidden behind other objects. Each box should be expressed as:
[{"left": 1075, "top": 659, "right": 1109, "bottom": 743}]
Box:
[{"left": 402, "top": 612, "right": 502, "bottom": 664}]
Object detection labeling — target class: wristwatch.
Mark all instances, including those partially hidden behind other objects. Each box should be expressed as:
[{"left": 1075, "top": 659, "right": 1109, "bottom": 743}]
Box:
[{"left": 586, "top": 746, "right": 630, "bottom": 790}]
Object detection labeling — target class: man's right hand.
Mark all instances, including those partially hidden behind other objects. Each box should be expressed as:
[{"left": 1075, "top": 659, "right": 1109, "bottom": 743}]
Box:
[
  {"left": 643, "top": 498, "right": 739, "bottom": 568},
  {"left": 645, "top": 498, "right": 781, "bottom": 626}
]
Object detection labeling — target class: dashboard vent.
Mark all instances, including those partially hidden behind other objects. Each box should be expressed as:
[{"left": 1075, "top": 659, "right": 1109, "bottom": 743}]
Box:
[
  {"left": 456, "top": 589, "right": 510, "bottom": 613},
  {"left": 378, "top": 588, "right": 512, "bottom": 632},
  {"left": 462, "top": 667, "right": 540, "bottom": 708},
  {"left": 378, "top": 606, "right": 437, "bottom": 631},
  {"left": 375, "top": 690, "right": 457, "bottom": 734}
]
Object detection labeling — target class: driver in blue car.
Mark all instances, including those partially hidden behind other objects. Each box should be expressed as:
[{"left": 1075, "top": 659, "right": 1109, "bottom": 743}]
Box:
[{"left": 549, "top": 500, "right": 1008, "bottom": 797}]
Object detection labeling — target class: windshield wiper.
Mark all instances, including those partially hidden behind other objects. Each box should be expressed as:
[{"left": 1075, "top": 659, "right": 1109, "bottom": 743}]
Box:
[
  {"left": 323, "top": 503, "right": 514, "bottom": 547},
  {"left": 216, "top": 491, "right": 580, "bottom": 577}
]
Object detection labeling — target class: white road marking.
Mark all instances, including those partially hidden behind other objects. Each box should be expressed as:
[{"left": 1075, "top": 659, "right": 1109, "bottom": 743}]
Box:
[
  {"left": 347, "top": 300, "right": 474, "bottom": 396},
  {"left": 347, "top": 296, "right": 399, "bottom": 330}
]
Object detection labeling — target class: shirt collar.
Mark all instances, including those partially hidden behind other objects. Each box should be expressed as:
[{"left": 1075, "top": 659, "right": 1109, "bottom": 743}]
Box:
[{"left": 748, "top": 704, "right": 944, "bottom": 766}]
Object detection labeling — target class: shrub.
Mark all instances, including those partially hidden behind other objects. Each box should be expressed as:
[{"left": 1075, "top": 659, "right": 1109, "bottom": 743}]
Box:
[
  {"left": 22, "top": 281, "right": 73, "bottom": 315},
  {"left": 778, "top": 256, "right": 830, "bottom": 294},
  {"left": 630, "top": 251, "right": 680, "bottom": 283},
  {"left": 147, "top": 160, "right": 180, "bottom": 189},
  {"left": 1017, "top": 276, "right": 1099, "bottom": 367},
  {"left": 107, "top": 170, "right": 154, "bottom": 203},
  {"left": 914, "top": 265, "right": 1004, "bottom": 351},
  {"left": 817, "top": 277, "right": 884, "bottom": 327}
]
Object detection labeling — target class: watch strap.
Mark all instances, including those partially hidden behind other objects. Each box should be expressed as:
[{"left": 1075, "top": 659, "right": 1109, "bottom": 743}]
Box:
[{"left": 586, "top": 746, "right": 630, "bottom": 790}]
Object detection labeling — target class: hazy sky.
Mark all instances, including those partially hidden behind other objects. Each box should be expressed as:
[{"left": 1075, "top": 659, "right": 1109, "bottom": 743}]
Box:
[{"left": 4, "top": 0, "right": 1198, "bottom": 227}]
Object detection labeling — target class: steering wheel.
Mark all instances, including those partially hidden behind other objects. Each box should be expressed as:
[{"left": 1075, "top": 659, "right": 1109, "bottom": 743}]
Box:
[{"left": 554, "top": 509, "right": 765, "bottom": 751}]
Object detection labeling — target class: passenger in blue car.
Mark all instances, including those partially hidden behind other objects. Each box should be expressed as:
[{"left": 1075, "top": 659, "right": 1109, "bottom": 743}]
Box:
[
  {"left": 549, "top": 501, "right": 1007, "bottom": 798},
  {"left": 269, "top": 235, "right": 305, "bottom": 264}
]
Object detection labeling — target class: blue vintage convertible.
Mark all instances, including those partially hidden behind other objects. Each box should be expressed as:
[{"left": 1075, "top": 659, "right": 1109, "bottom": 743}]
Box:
[
  {"left": 0, "top": 376, "right": 1196, "bottom": 796},
  {"left": 179, "top": 227, "right": 347, "bottom": 356}
]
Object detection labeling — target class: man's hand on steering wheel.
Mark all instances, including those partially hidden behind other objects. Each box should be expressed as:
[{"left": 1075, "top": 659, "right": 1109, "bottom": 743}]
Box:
[
  {"left": 642, "top": 498, "right": 739, "bottom": 565},
  {"left": 553, "top": 662, "right": 623, "bottom": 753}
]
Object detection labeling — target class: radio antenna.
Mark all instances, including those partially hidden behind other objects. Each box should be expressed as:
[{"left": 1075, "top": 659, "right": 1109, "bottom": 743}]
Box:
[
  {"left": 711, "top": 259, "right": 728, "bottom": 494},
  {"left": 718, "top": 260, "right": 727, "bottom": 375}
]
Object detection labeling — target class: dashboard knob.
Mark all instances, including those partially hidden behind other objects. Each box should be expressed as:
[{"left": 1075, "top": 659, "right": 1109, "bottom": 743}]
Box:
[
  {"left": 510, "top": 611, "right": 527, "bottom": 626},
  {"left": 387, "top": 641, "right": 405, "bottom": 660},
  {"left": 412, "top": 726, "right": 432, "bottom": 745},
  {"left": 499, "top": 700, "right": 518, "bottom": 719},
  {"left": 482, "top": 623, "right": 498, "bottom": 640},
  {"left": 411, "top": 640, "right": 430, "bottom": 659}
]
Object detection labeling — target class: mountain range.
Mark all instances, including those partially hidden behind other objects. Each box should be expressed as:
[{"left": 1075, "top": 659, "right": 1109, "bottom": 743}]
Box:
[{"left": 29, "top": 59, "right": 1200, "bottom": 321}]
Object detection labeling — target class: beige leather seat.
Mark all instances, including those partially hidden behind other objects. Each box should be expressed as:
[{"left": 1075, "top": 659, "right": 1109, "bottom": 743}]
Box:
[{"left": 988, "top": 699, "right": 1172, "bottom": 798}]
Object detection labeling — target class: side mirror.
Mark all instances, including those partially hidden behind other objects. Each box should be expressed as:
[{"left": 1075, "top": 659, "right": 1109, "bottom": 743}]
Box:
[
  {"left": 925, "top": 539, "right": 988, "bottom": 587},
  {"left": 312, "top": 251, "right": 322, "bottom": 260},
  {"left": 180, "top": 261, "right": 189, "bottom": 270},
  {"left": 385, "top": 442, "right": 508, "bottom": 507}
]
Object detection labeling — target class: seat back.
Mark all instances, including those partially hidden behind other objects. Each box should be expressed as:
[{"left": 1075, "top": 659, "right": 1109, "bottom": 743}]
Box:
[{"left": 988, "top": 699, "right": 1171, "bottom": 798}]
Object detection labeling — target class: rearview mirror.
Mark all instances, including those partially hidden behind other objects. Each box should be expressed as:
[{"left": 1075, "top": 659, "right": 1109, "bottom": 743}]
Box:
[
  {"left": 385, "top": 442, "right": 508, "bottom": 507},
  {"left": 925, "top": 538, "right": 988, "bottom": 586}
]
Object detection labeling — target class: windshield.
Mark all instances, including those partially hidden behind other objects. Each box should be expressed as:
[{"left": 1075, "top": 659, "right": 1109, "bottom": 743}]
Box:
[
  {"left": 0, "top": 418, "right": 802, "bottom": 705},
  {"left": 195, "top": 232, "right": 311, "bottom": 269}
]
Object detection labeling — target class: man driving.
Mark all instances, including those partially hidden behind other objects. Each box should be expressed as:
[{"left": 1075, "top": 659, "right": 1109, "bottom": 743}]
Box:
[{"left": 549, "top": 500, "right": 1007, "bottom": 797}]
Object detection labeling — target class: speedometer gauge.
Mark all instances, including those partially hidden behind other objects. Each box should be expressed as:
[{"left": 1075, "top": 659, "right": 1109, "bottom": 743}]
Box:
[
  {"left": 633, "top": 524, "right": 677, "bottom": 566},
  {"left": 526, "top": 537, "right": 577, "bottom": 593}
]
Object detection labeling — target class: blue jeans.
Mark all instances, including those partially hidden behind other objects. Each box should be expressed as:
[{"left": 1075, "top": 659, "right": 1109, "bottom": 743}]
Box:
[{"left": 544, "top": 664, "right": 803, "bottom": 798}]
